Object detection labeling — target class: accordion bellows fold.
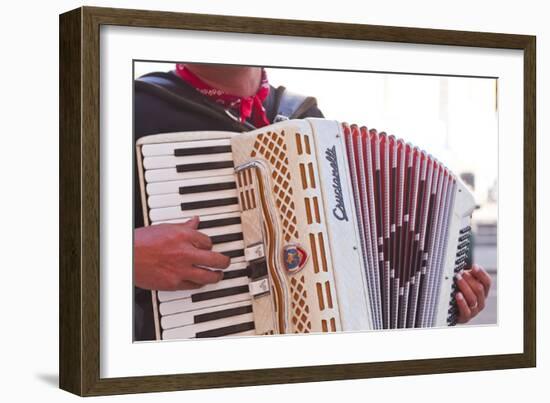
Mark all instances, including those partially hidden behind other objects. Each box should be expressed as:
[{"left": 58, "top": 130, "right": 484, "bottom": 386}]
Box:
[{"left": 136, "top": 118, "right": 475, "bottom": 340}]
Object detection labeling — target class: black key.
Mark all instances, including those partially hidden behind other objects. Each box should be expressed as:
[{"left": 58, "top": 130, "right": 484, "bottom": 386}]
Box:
[
  {"left": 210, "top": 233, "right": 244, "bottom": 245},
  {"left": 194, "top": 305, "right": 253, "bottom": 324},
  {"left": 176, "top": 160, "right": 234, "bottom": 173},
  {"left": 195, "top": 321, "right": 255, "bottom": 338},
  {"left": 459, "top": 226, "right": 472, "bottom": 234},
  {"left": 458, "top": 233, "right": 470, "bottom": 242},
  {"left": 457, "top": 240, "right": 470, "bottom": 250},
  {"left": 191, "top": 284, "right": 249, "bottom": 303},
  {"left": 179, "top": 181, "right": 236, "bottom": 195},
  {"left": 223, "top": 249, "right": 245, "bottom": 259},
  {"left": 249, "top": 261, "right": 268, "bottom": 280},
  {"left": 456, "top": 248, "right": 468, "bottom": 258},
  {"left": 181, "top": 197, "right": 238, "bottom": 211},
  {"left": 197, "top": 217, "right": 242, "bottom": 230},
  {"left": 222, "top": 268, "right": 250, "bottom": 280},
  {"left": 174, "top": 145, "right": 232, "bottom": 157}
]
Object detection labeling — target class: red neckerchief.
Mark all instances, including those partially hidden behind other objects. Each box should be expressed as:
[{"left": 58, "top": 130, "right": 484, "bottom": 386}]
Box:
[{"left": 175, "top": 64, "right": 271, "bottom": 128}]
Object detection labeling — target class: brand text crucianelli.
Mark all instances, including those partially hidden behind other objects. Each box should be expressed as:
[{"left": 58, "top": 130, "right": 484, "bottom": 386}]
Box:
[{"left": 325, "top": 146, "right": 349, "bottom": 222}]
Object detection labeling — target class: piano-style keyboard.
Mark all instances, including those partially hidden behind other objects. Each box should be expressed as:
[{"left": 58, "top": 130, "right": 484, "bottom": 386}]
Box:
[{"left": 139, "top": 136, "right": 256, "bottom": 339}]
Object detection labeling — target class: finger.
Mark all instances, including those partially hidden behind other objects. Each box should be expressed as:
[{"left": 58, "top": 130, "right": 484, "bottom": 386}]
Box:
[
  {"left": 463, "top": 271, "right": 485, "bottom": 312},
  {"left": 170, "top": 218, "right": 212, "bottom": 249},
  {"left": 175, "top": 280, "right": 204, "bottom": 291},
  {"left": 455, "top": 272, "right": 478, "bottom": 309},
  {"left": 158, "top": 272, "right": 205, "bottom": 291},
  {"left": 180, "top": 216, "right": 200, "bottom": 229},
  {"left": 189, "top": 248, "right": 231, "bottom": 270},
  {"left": 188, "top": 230, "right": 213, "bottom": 250},
  {"left": 178, "top": 266, "right": 224, "bottom": 285},
  {"left": 455, "top": 292, "right": 472, "bottom": 323},
  {"left": 470, "top": 264, "right": 492, "bottom": 297}
]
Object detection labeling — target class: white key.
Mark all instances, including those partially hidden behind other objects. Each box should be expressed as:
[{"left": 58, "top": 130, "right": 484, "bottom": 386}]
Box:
[
  {"left": 157, "top": 276, "right": 250, "bottom": 303},
  {"left": 152, "top": 211, "right": 241, "bottom": 226},
  {"left": 249, "top": 278, "right": 270, "bottom": 297},
  {"left": 162, "top": 312, "right": 254, "bottom": 339},
  {"left": 159, "top": 291, "right": 251, "bottom": 316},
  {"left": 146, "top": 175, "right": 236, "bottom": 196},
  {"left": 148, "top": 188, "right": 239, "bottom": 209},
  {"left": 229, "top": 256, "right": 246, "bottom": 264},
  {"left": 145, "top": 167, "right": 235, "bottom": 183},
  {"left": 142, "top": 139, "right": 231, "bottom": 157},
  {"left": 213, "top": 240, "right": 245, "bottom": 254},
  {"left": 192, "top": 241, "right": 245, "bottom": 266},
  {"left": 149, "top": 202, "right": 240, "bottom": 222},
  {"left": 143, "top": 152, "right": 233, "bottom": 170},
  {"left": 161, "top": 300, "right": 251, "bottom": 330},
  {"left": 199, "top": 224, "right": 243, "bottom": 237},
  {"left": 245, "top": 244, "right": 265, "bottom": 261}
]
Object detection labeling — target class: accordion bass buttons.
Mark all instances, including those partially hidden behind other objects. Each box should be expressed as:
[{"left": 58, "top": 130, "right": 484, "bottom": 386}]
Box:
[{"left": 447, "top": 223, "right": 473, "bottom": 326}]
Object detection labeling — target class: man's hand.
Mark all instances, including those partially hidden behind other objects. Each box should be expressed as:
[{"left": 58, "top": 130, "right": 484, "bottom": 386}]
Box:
[
  {"left": 134, "top": 216, "right": 231, "bottom": 291},
  {"left": 455, "top": 264, "right": 492, "bottom": 323}
]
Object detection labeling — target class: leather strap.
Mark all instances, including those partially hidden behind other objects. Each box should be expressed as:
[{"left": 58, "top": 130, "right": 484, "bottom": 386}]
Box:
[{"left": 273, "top": 85, "right": 319, "bottom": 120}]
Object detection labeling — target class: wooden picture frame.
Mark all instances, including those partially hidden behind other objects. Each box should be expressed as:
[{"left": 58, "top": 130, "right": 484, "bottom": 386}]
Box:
[{"left": 59, "top": 6, "right": 536, "bottom": 396}]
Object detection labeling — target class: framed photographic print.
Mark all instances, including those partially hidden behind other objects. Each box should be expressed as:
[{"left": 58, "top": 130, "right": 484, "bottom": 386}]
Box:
[{"left": 59, "top": 6, "right": 536, "bottom": 396}]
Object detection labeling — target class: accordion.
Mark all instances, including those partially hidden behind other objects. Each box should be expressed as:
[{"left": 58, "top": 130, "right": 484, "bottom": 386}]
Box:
[{"left": 136, "top": 118, "right": 475, "bottom": 340}]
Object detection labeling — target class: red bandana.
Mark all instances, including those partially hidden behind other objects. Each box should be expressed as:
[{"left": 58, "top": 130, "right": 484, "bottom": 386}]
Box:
[{"left": 175, "top": 64, "right": 271, "bottom": 128}]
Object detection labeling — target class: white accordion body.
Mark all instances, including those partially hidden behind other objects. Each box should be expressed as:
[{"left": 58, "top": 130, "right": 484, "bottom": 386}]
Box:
[{"left": 136, "top": 118, "right": 476, "bottom": 340}]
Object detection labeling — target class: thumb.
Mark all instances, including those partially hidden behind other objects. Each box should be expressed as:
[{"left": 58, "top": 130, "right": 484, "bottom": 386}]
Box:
[{"left": 181, "top": 216, "right": 200, "bottom": 229}]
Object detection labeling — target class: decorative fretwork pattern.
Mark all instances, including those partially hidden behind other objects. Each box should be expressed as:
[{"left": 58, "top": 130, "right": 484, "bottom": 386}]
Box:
[
  {"left": 237, "top": 170, "right": 256, "bottom": 211},
  {"left": 251, "top": 131, "right": 299, "bottom": 242},
  {"left": 290, "top": 275, "right": 312, "bottom": 333}
]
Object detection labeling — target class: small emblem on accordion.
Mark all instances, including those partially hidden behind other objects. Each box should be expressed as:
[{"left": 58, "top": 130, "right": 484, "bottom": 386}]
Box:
[{"left": 283, "top": 244, "right": 308, "bottom": 273}]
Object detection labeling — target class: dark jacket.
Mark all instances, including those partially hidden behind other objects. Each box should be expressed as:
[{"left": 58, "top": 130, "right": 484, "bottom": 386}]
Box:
[{"left": 134, "top": 70, "right": 324, "bottom": 341}]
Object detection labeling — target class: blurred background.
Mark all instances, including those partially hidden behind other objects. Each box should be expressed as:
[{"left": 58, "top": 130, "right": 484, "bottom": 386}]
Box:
[{"left": 135, "top": 62, "right": 498, "bottom": 326}]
